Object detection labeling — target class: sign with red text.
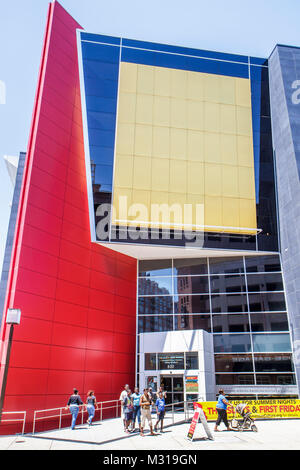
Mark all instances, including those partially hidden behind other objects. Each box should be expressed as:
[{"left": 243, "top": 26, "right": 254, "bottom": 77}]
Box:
[
  {"left": 198, "top": 399, "right": 300, "bottom": 420},
  {"left": 187, "top": 403, "right": 214, "bottom": 441},
  {"left": 187, "top": 406, "right": 200, "bottom": 441}
]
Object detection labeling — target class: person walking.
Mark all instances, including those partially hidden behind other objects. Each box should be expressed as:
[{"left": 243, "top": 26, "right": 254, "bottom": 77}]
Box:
[
  {"left": 131, "top": 387, "right": 142, "bottom": 433},
  {"left": 65, "top": 388, "right": 83, "bottom": 430},
  {"left": 140, "top": 388, "right": 155, "bottom": 437},
  {"left": 156, "top": 386, "right": 167, "bottom": 399},
  {"left": 154, "top": 391, "right": 166, "bottom": 433},
  {"left": 214, "top": 389, "right": 232, "bottom": 432},
  {"left": 86, "top": 390, "right": 98, "bottom": 426},
  {"left": 148, "top": 387, "right": 155, "bottom": 414},
  {"left": 123, "top": 389, "right": 134, "bottom": 433},
  {"left": 119, "top": 384, "right": 130, "bottom": 431}
]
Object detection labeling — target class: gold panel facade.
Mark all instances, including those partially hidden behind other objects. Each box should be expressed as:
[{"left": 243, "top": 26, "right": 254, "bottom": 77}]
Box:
[{"left": 112, "top": 62, "right": 257, "bottom": 234}]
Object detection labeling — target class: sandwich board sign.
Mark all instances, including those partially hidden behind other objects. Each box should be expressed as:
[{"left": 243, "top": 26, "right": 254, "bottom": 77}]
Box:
[{"left": 187, "top": 403, "right": 214, "bottom": 441}]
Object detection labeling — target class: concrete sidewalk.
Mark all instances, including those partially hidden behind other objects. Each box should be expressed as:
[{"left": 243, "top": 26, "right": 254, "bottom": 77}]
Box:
[{"left": 0, "top": 415, "right": 300, "bottom": 450}]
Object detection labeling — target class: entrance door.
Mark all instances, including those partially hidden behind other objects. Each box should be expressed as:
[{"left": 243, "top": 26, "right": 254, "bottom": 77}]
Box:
[{"left": 160, "top": 375, "right": 184, "bottom": 407}]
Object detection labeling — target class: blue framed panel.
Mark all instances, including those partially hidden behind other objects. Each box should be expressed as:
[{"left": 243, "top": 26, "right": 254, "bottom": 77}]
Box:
[
  {"left": 79, "top": 31, "right": 276, "bottom": 249},
  {"left": 121, "top": 45, "right": 249, "bottom": 79},
  {"left": 81, "top": 39, "right": 120, "bottom": 197}
]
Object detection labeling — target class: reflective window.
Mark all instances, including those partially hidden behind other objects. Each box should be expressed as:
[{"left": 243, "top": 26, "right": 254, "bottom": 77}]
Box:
[
  {"left": 212, "top": 314, "right": 250, "bottom": 333},
  {"left": 250, "top": 313, "right": 289, "bottom": 332},
  {"left": 210, "top": 274, "right": 246, "bottom": 293},
  {"left": 139, "top": 277, "right": 173, "bottom": 296},
  {"left": 174, "top": 294, "right": 210, "bottom": 314},
  {"left": 158, "top": 353, "right": 184, "bottom": 370},
  {"left": 137, "top": 256, "right": 295, "bottom": 377},
  {"left": 139, "top": 259, "right": 172, "bottom": 277},
  {"left": 215, "top": 354, "right": 254, "bottom": 373},
  {"left": 211, "top": 294, "right": 248, "bottom": 313},
  {"left": 174, "top": 276, "right": 209, "bottom": 295},
  {"left": 252, "top": 333, "right": 291, "bottom": 352},
  {"left": 246, "top": 273, "right": 283, "bottom": 292},
  {"left": 245, "top": 255, "right": 281, "bottom": 273},
  {"left": 214, "top": 334, "right": 252, "bottom": 353},
  {"left": 248, "top": 292, "right": 286, "bottom": 312},
  {"left": 138, "top": 316, "right": 173, "bottom": 333},
  {"left": 256, "top": 374, "right": 296, "bottom": 385},
  {"left": 209, "top": 257, "right": 244, "bottom": 275},
  {"left": 145, "top": 353, "right": 157, "bottom": 370},
  {"left": 185, "top": 352, "right": 199, "bottom": 369},
  {"left": 216, "top": 374, "right": 255, "bottom": 385},
  {"left": 174, "top": 314, "right": 211, "bottom": 332},
  {"left": 173, "top": 258, "right": 208, "bottom": 276},
  {"left": 254, "top": 354, "right": 294, "bottom": 372},
  {"left": 138, "top": 296, "right": 173, "bottom": 315}
]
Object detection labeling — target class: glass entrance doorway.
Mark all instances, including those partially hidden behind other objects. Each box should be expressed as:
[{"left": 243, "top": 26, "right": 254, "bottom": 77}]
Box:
[{"left": 160, "top": 375, "right": 184, "bottom": 406}]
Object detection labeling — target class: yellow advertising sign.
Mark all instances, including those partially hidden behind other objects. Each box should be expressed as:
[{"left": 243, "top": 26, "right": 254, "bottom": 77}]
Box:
[{"left": 198, "top": 399, "right": 300, "bottom": 420}]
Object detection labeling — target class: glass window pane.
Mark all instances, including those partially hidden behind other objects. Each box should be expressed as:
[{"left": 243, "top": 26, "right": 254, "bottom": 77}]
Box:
[
  {"left": 216, "top": 374, "right": 255, "bottom": 385},
  {"left": 214, "top": 334, "right": 251, "bottom": 353},
  {"left": 209, "top": 257, "right": 244, "bottom": 274},
  {"left": 174, "top": 294, "right": 210, "bottom": 314},
  {"left": 211, "top": 294, "right": 248, "bottom": 313},
  {"left": 185, "top": 352, "right": 199, "bottom": 369},
  {"left": 174, "top": 276, "right": 209, "bottom": 295},
  {"left": 138, "top": 296, "right": 173, "bottom": 315},
  {"left": 245, "top": 255, "right": 281, "bottom": 273},
  {"left": 255, "top": 374, "right": 296, "bottom": 385},
  {"left": 250, "top": 313, "right": 289, "bottom": 332},
  {"left": 254, "top": 353, "right": 294, "bottom": 372},
  {"left": 252, "top": 333, "right": 291, "bottom": 352},
  {"left": 139, "top": 277, "right": 173, "bottom": 296},
  {"left": 173, "top": 258, "right": 208, "bottom": 276},
  {"left": 145, "top": 353, "right": 157, "bottom": 370},
  {"left": 215, "top": 354, "right": 253, "bottom": 372},
  {"left": 248, "top": 293, "right": 286, "bottom": 312},
  {"left": 212, "top": 314, "right": 250, "bottom": 333},
  {"left": 83, "top": 59, "right": 119, "bottom": 80},
  {"left": 94, "top": 163, "right": 114, "bottom": 186},
  {"left": 139, "top": 259, "right": 172, "bottom": 276},
  {"left": 210, "top": 274, "right": 246, "bottom": 293},
  {"left": 158, "top": 353, "right": 184, "bottom": 370},
  {"left": 174, "top": 314, "right": 211, "bottom": 332},
  {"left": 138, "top": 316, "right": 173, "bottom": 333},
  {"left": 247, "top": 273, "right": 283, "bottom": 292}
]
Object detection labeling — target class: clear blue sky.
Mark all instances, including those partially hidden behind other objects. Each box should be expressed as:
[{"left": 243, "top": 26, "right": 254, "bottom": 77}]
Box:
[{"left": 1, "top": 0, "right": 300, "bottom": 270}]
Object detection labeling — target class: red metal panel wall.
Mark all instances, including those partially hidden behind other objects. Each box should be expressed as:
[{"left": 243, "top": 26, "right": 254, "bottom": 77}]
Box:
[{"left": 0, "top": 1, "right": 137, "bottom": 433}]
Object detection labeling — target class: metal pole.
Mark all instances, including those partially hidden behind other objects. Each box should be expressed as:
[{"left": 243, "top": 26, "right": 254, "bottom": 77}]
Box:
[
  {"left": 33, "top": 411, "right": 36, "bottom": 434},
  {"left": 22, "top": 412, "right": 26, "bottom": 435},
  {"left": 0, "top": 324, "right": 14, "bottom": 424}
]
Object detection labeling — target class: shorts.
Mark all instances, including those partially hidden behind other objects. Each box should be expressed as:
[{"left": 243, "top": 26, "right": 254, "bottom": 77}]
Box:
[
  {"left": 141, "top": 408, "right": 152, "bottom": 427},
  {"left": 125, "top": 410, "right": 133, "bottom": 421},
  {"left": 157, "top": 410, "right": 165, "bottom": 421}
]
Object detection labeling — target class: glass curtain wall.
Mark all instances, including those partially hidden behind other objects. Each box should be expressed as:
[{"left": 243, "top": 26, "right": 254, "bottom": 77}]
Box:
[{"left": 138, "top": 255, "right": 296, "bottom": 386}]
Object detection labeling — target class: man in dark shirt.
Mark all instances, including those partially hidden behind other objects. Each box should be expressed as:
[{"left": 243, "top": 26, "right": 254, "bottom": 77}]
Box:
[{"left": 66, "top": 388, "right": 83, "bottom": 430}]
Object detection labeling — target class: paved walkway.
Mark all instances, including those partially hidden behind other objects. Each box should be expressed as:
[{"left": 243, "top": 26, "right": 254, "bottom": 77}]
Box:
[{"left": 0, "top": 415, "right": 300, "bottom": 450}]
